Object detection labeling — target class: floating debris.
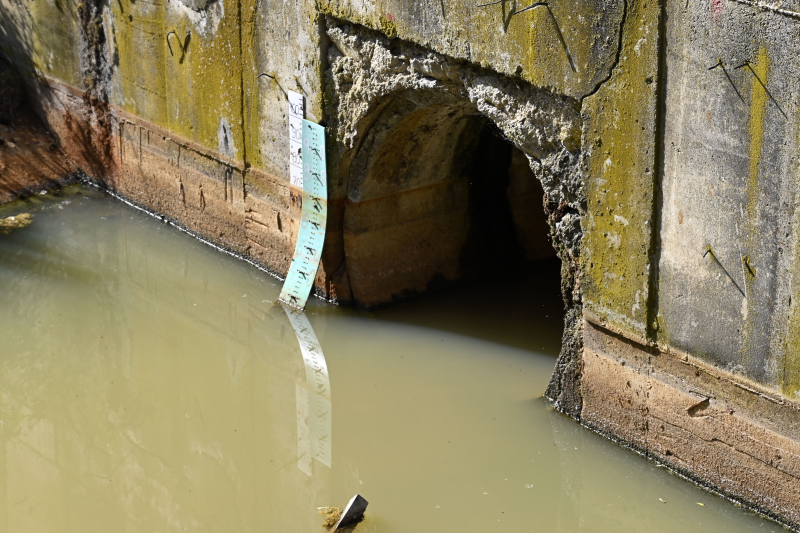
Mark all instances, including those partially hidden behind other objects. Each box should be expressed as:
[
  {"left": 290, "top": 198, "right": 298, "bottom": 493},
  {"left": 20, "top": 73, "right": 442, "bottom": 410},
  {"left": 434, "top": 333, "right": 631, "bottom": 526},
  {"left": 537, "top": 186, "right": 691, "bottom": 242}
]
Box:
[
  {"left": 319, "top": 494, "right": 369, "bottom": 531},
  {"left": 0, "top": 213, "right": 32, "bottom": 233},
  {"left": 333, "top": 494, "right": 368, "bottom": 530},
  {"left": 318, "top": 506, "right": 343, "bottom": 529}
]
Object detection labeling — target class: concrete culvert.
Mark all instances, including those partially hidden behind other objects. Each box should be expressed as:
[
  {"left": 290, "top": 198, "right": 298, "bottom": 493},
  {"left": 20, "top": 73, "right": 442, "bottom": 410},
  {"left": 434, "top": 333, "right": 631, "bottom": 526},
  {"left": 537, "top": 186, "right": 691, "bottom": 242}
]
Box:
[
  {"left": 324, "top": 18, "right": 585, "bottom": 415},
  {"left": 340, "top": 96, "right": 557, "bottom": 308},
  {"left": 325, "top": 18, "right": 582, "bottom": 302}
]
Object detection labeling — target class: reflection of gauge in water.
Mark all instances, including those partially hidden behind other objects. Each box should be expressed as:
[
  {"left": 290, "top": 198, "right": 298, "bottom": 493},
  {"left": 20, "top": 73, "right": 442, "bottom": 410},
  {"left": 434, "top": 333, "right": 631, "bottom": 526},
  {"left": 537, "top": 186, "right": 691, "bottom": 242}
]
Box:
[{"left": 283, "top": 304, "right": 331, "bottom": 475}]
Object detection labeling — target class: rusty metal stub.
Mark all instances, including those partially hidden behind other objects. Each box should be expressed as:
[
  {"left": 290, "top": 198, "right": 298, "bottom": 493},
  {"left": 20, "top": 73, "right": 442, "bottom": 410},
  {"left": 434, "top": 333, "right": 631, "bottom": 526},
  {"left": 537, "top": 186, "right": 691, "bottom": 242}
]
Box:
[{"left": 332, "top": 494, "right": 369, "bottom": 530}]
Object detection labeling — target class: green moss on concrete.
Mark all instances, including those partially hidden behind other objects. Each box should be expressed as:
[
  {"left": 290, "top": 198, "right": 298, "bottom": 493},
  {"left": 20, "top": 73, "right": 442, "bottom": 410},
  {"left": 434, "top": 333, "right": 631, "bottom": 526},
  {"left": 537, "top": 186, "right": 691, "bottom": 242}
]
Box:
[
  {"left": 239, "top": 0, "right": 258, "bottom": 169},
  {"left": 581, "top": 0, "right": 661, "bottom": 340},
  {"left": 377, "top": 15, "right": 398, "bottom": 38},
  {"left": 0, "top": 0, "right": 81, "bottom": 87},
  {"left": 110, "top": 1, "right": 169, "bottom": 127},
  {"left": 111, "top": 0, "right": 245, "bottom": 162},
  {"left": 740, "top": 45, "right": 768, "bottom": 377}
]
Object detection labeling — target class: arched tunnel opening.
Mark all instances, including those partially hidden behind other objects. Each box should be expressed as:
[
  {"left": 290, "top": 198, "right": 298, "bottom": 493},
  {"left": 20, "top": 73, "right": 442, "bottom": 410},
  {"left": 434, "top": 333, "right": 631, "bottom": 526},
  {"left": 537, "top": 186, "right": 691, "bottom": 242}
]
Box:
[
  {"left": 342, "top": 95, "right": 558, "bottom": 310},
  {"left": 461, "top": 121, "right": 557, "bottom": 277}
]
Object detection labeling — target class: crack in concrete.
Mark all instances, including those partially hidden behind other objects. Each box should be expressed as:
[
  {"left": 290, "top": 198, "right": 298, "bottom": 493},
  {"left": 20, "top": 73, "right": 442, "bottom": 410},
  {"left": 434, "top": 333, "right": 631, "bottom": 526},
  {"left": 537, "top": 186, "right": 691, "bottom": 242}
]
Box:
[{"left": 580, "top": 0, "right": 627, "bottom": 102}]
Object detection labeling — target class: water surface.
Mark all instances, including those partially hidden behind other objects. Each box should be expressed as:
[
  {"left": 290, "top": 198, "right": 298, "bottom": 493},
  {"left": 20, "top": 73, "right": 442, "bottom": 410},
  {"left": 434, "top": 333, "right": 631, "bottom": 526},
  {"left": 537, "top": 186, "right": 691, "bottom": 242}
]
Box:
[{"left": 0, "top": 186, "right": 780, "bottom": 532}]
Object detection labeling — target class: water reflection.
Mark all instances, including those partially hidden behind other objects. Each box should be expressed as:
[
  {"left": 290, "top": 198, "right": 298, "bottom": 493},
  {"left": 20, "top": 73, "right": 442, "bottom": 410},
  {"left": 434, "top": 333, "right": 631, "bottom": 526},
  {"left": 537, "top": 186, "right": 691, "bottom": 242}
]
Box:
[
  {"left": 285, "top": 305, "right": 332, "bottom": 474},
  {"left": 0, "top": 186, "right": 782, "bottom": 533},
  {"left": 0, "top": 187, "right": 334, "bottom": 532}
]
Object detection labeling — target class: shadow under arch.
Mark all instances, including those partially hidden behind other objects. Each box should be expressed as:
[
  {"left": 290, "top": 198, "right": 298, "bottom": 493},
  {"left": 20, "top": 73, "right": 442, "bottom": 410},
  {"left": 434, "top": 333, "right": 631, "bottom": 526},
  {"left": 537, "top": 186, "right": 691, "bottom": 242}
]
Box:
[{"left": 342, "top": 90, "right": 557, "bottom": 307}]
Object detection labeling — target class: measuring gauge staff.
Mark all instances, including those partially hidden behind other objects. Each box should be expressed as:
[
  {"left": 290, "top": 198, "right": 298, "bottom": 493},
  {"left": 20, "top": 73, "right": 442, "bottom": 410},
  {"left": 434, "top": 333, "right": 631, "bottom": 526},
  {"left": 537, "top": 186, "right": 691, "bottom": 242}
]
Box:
[
  {"left": 288, "top": 91, "right": 304, "bottom": 188},
  {"left": 279, "top": 119, "right": 328, "bottom": 309}
]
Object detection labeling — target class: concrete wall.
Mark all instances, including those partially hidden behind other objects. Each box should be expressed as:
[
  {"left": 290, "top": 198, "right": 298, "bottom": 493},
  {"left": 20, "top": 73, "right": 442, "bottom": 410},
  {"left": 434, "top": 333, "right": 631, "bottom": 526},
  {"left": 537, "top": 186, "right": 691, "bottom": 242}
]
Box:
[
  {"left": 4, "top": 0, "right": 800, "bottom": 526},
  {"left": 659, "top": 0, "right": 800, "bottom": 394}
]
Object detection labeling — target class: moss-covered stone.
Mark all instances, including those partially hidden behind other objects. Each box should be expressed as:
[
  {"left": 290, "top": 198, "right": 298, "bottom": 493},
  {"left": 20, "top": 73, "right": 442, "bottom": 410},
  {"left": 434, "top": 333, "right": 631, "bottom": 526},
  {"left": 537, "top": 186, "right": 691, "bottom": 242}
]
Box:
[
  {"left": 110, "top": 0, "right": 245, "bottom": 162},
  {"left": 581, "top": 0, "right": 662, "bottom": 340}
]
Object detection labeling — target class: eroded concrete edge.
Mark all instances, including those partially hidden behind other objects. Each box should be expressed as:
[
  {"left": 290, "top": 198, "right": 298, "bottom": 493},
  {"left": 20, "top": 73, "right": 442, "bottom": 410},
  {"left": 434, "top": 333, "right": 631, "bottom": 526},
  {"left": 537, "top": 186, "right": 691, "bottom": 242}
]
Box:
[
  {"left": 582, "top": 318, "right": 800, "bottom": 529},
  {"left": 323, "top": 18, "right": 583, "bottom": 308},
  {"left": 546, "top": 0, "right": 664, "bottom": 415}
]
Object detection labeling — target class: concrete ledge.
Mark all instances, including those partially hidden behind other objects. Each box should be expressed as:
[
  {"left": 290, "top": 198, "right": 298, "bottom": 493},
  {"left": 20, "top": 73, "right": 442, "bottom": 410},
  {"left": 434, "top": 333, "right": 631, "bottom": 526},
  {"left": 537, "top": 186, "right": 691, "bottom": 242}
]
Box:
[
  {"left": 29, "top": 77, "right": 357, "bottom": 297},
  {"left": 28, "top": 77, "right": 372, "bottom": 305},
  {"left": 582, "top": 319, "right": 800, "bottom": 529}
]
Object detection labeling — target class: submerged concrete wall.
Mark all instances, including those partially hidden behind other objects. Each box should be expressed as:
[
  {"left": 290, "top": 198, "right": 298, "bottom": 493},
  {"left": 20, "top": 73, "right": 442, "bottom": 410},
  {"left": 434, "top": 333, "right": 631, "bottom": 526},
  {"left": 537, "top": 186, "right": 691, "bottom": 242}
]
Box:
[{"left": 4, "top": 0, "right": 800, "bottom": 526}]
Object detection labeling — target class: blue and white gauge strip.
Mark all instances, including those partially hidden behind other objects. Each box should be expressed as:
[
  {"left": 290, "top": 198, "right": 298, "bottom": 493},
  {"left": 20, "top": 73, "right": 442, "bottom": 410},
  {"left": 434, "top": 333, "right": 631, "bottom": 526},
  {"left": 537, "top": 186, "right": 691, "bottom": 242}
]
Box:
[
  {"left": 288, "top": 91, "right": 304, "bottom": 188},
  {"left": 284, "top": 305, "right": 332, "bottom": 475},
  {"left": 279, "top": 119, "right": 328, "bottom": 309}
]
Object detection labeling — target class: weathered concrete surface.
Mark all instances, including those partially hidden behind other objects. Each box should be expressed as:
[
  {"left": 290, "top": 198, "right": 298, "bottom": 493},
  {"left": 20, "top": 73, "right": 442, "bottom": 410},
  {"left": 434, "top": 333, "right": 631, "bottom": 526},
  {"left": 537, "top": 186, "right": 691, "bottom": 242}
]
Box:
[
  {"left": 581, "top": 0, "right": 663, "bottom": 342},
  {"left": 545, "top": 0, "right": 665, "bottom": 417},
  {"left": 658, "top": 0, "right": 800, "bottom": 393},
  {"left": 320, "top": 0, "right": 625, "bottom": 99},
  {"left": 0, "top": 0, "right": 81, "bottom": 90},
  {"left": 31, "top": 76, "right": 305, "bottom": 287},
  {"left": 583, "top": 319, "right": 800, "bottom": 529},
  {"left": 324, "top": 19, "right": 578, "bottom": 307}
]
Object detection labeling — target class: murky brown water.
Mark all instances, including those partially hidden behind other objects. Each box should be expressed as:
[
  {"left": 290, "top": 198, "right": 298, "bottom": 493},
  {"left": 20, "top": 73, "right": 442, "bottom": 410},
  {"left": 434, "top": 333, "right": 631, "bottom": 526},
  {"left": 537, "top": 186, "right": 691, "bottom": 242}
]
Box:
[{"left": 0, "top": 185, "right": 781, "bottom": 532}]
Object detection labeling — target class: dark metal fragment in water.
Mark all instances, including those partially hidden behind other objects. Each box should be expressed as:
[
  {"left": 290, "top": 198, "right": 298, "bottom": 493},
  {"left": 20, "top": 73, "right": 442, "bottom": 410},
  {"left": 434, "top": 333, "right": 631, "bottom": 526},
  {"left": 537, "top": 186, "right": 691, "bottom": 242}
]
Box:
[
  {"left": 332, "top": 494, "right": 368, "bottom": 530},
  {"left": 319, "top": 494, "right": 368, "bottom": 531}
]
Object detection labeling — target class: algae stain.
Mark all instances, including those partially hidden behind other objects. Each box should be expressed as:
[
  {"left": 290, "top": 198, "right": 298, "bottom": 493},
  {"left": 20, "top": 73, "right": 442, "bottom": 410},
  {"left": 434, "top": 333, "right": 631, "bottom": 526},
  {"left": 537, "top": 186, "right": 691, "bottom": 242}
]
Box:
[
  {"left": 746, "top": 46, "right": 769, "bottom": 221},
  {"left": 377, "top": 15, "right": 398, "bottom": 38},
  {"left": 741, "top": 44, "right": 769, "bottom": 374},
  {"left": 783, "top": 73, "right": 800, "bottom": 396},
  {"left": 523, "top": 7, "right": 562, "bottom": 89}
]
